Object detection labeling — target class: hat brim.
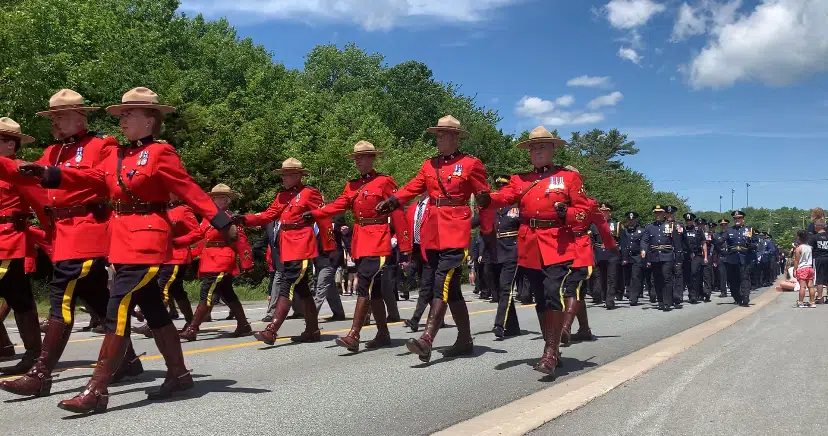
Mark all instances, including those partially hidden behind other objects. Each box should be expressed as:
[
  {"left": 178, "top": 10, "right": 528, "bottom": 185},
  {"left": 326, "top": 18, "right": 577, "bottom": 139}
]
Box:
[
  {"left": 0, "top": 130, "right": 35, "bottom": 144},
  {"left": 105, "top": 103, "right": 176, "bottom": 115},
  {"left": 36, "top": 106, "right": 100, "bottom": 117},
  {"left": 208, "top": 191, "right": 240, "bottom": 199},
  {"left": 273, "top": 168, "right": 310, "bottom": 175},
  {"left": 346, "top": 150, "right": 383, "bottom": 159},
  {"left": 653, "top": 208, "right": 665, "bottom": 213},
  {"left": 427, "top": 126, "right": 469, "bottom": 138},
  {"left": 515, "top": 137, "right": 568, "bottom": 149}
]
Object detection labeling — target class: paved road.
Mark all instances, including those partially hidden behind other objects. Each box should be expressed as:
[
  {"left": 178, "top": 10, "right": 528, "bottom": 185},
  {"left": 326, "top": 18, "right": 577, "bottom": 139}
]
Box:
[
  {"left": 1, "top": 286, "right": 759, "bottom": 435},
  {"left": 532, "top": 289, "right": 827, "bottom": 436}
]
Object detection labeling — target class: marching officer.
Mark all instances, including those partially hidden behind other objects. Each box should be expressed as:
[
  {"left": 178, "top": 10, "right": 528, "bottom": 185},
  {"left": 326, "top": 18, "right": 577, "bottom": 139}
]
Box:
[
  {"left": 0, "top": 91, "right": 143, "bottom": 397},
  {"left": 591, "top": 203, "right": 621, "bottom": 309},
  {"left": 306, "top": 141, "right": 411, "bottom": 353},
  {"left": 481, "top": 126, "right": 590, "bottom": 376},
  {"left": 486, "top": 175, "right": 521, "bottom": 339},
  {"left": 178, "top": 184, "right": 254, "bottom": 341},
  {"left": 665, "top": 206, "right": 686, "bottom": 307},
  {"left": 621, "top": 211, "right": 646, "bottom": 306},
  {"left": 720, "top": 210, "right": 757, "bottom": 306},
  {"left": 716, "top": 218, "right": 730, "bottom": 297},
  {"left": 641, "top": 205, "right": 677, "bottom": 311},
  {"left": 699, "top": 218, "right": 715, "bottom": 302},
  {"left": 682, "top": 213, "right": 707, "bottom": 304},
  {"left": 236, "top": 158, "right": 336, "bottom": 345},
  {"left": 16, "top": 87, "right": 238, "bottom": 413}
]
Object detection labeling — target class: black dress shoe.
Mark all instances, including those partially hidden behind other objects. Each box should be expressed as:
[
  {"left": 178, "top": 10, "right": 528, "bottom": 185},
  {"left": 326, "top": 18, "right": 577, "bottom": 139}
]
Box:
[
  {"left": 403, "top": 319, "right": 419, "bottom": 332},
  {"left": 261, "top": 315, "right": 273, "bottom": 322},
  {"left": 326, "top": 313, "right": 347, "bottom": 322},
  {"left": 704, "top": 296, "right": 711, "bottom": 302},
  {"left": 492, "top": 325, "right": 504, "bottom": 339},
  {"left": 674, "top": 303, "right": 683, "bottom": 309},
  {"left": 662, "top": 305, "right": 673, "bottom": 312},
  {"left": 629, "top": 301, "right": 639, "bottom": 306},
  {"left": 387, "top": 315, "right": 402, "bottom": 323},
  {"left": 689, "top": 299, "right": 699, "bottom": 304},
  {"left": 649, "top": 297, "right": 657, "bottom": 303}
]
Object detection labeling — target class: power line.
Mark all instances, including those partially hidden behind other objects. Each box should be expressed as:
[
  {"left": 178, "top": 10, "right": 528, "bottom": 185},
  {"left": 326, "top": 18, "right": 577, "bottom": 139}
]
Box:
[{"left": 654, "top": 178, "right": 828, "bottom": 183}]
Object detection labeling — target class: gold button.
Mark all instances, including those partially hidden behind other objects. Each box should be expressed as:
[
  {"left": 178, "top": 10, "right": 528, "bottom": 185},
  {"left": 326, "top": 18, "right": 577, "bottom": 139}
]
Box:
[{"left": 148, "top": 225, "right": 152, "bottom": 229}]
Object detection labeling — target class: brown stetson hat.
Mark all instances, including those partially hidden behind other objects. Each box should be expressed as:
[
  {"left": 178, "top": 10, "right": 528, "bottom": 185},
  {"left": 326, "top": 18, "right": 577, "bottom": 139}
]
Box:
[
  {"left": 273, "top": 157, "right": 310, "bottom": 175},
  {"left": 36, "top": 89, "right": 100, "bottom": 117},
  {"left": 427, "top": 115, "right": 469, "bottom": 137},
  {"left": 208, "top": 183, "right": 240, "bottom": 199},
  {"left": 0, "top": 117, "right": 35, "bottom": 144},
  {"left": 516, "top": 126, "right": 568, "bottom": 149},
  {"left": 346, "top": 140, "right": 383, "bottom": 159},
  {"left": 106, "top": 87, "right": 176, "bottom": 115}
]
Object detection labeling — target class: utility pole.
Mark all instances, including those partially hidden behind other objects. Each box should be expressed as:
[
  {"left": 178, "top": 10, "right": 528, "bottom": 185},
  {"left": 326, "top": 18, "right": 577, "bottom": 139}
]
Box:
[
  {"left": 719, "top": 195, "right": 722, "bottom": 213},
  {"left": 731, "top": 189, "right": 735, "bottom": 211},
  {"left": 768, "top": 209, "right": 773, "bottom": 233},
  {"left": 746, "top": 183, "right": 750, "bottom": 207}
]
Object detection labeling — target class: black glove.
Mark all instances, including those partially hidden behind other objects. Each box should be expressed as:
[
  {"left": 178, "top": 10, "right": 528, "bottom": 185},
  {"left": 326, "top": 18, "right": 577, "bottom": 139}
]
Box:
[
  {"left": 375, "top": 196, "right": 400, "bottom": 214},
  {"left": 18, "top": 163, "right": 46, "bottom": 178},
  {"left": 219, "top": 224, "right": 239, "bottom": 244},
  {"left": 301, "top": 211, "right": 314, "bottom": 223},
  {"left": 476, "top": 191, "right": 491, "bottom": 208},
  {"left": 230, "top": 214, "right": 246, "bottom": 225},
  {"left": 555, "top": 202, "right": 568, "bottom": 219}
]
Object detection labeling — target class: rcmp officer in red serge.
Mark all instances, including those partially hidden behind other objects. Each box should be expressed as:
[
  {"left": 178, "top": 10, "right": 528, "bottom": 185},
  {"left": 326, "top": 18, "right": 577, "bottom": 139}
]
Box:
[
  {"left": 376, "top": 115, "right": 493, "bottom": 362},
  {"left": 179, "top": 184, "right": 254, "bottom": 341},
  {"left": 0, "top": 91, "right": 145, "bottom": 396},
  {"left": 480, "top": 126, "right": 591, "bottom": 376},
  {"left": 0, "top": 118, "right": 43, "bottom": 376},
  {"left": 16, "top": 87, "right": 239, "bottom": 413},
  {"left": 235, "top": 158, "right": 336, "bottom": 345},
  {"left": 305, "top": 140, "right": 411, "bottom": 353}
]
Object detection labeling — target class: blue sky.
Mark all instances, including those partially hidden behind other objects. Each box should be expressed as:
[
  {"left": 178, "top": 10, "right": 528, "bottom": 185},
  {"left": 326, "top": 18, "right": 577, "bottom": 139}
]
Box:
[{"left": 179, "top": 0, "right": 828, "bottom": 212}]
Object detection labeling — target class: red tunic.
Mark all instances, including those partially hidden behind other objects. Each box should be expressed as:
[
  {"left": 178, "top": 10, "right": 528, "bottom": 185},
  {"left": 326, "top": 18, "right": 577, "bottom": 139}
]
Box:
[
  {"left": 244, "top": 185, "right": 335, "bottom": 262},
  {"left": 0, "top": 177, "right": 35, "bottom": 260},
  {"left": 167, "top": 204, "right": 201, "bottom": 265},
  {"left": 311, "top": 171, "right": 411, "bottom": 259},
  {"left": 393, "top": 153, "right": 492, "bottom": 252},
  {"left": 190, "top": 221, "right": 253, "bottom": 275},
  {"left": 489, "top": 166, "right": 590, "bottom": 269},
  {"left": 569, "top": 199, "right": 616, "bottom": 268}
]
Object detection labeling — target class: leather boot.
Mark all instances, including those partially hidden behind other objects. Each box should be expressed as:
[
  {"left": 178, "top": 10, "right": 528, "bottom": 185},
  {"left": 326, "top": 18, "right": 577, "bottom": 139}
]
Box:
[
  {"left": 177, "top": 298, "right": 194, "bottom": 326},
  {"left": 254, "top": 297, "right": 290, "bottom": 345},
  {"left": 406, "top": 299, "right": 447, "bottom": 362},
  {"left": 442, "top": 301, "right": 473, "bottom": 357},
  {"left": 57, "top": 333, "right": 128, "bottom": 414},
  {"left": 534, "top": 311, "right": 565, "bottom": 376},
  {"left": 110, "top": 341, "right": 144, "bottom": 383},
  {"left": 178, "top": 303, "right": 209, "bottom": 342},
  {"left": 335, "top": 297, "right": 370, "bottom": 352},
  {"left": 0, "top": 310, "right": 42, "bottom": 375},
  {"left": 365, "top": 298, "right": 391, "bottom": 349},
  {"left": 0, "top": 319, "right": 72, "bottom": 397},
  {"left": 133, "top": 323, "right": 153, "bottom": 338},
  {"left": 570, "top": 300, "right": 596, "bottom": 342},
  {"left": 0, "top": 300, "right": 9, "bottom": 321},
  {"left": 227, "top": 300, "right": 252, "bottom": 337},
  {"left": 147, "top": 324, "right": 194, "bottom": 400},
  {"left": 291, "top": 297, "right": 321, "bottom": 343},
  {"left": 560, "top": 298, "right": 578, "bottom": 346},
  {"left": 0, "top": 322, "right": 13, "bottom": 358}
]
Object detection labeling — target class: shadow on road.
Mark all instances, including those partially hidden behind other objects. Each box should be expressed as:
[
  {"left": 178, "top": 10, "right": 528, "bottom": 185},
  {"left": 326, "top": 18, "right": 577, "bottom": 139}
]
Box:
[
  {"left": 494, "top": 355, "right": 598, "bottom": 380},
  {"left": 406, "top": 345, "right": 507, "bottom": 369},
  {"left": 335, "top": 338, "right": 410, "bottom": 356}
]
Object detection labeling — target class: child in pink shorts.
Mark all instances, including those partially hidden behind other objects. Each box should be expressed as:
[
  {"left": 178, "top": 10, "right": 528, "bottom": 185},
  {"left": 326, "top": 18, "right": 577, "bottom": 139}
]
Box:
[{"left": 794, "top": 231, "right": 816, "bottom": 307}]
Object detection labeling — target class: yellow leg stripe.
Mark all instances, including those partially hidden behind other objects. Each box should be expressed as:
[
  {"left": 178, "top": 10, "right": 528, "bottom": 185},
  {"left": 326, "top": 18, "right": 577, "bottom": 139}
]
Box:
[
  {"left": 366, "top": 256, "right": 386, "bottom": 301},
  {"left": 586, "top": 265, "right": 594, "bottom": 279},
  {"left": 162, "top": 265, "right": 179, "bottom": 305},
  {"left": 503, "top": 268, "right": 519, "bottom": 327},
  {"left": 559, "top": 269, "right": 573, "bottom": 310},
  {"left": 205, "top": 272, "right": 224, "bottom": 308},
  {"left": 288, "top": 260, "right": 309, "bottom": 301},
  {"left": 115, "top": 266, "right": 160, "bottom": 336},
  {"left": 575, "top": 279, "right": 584, "bottom": 302},
  {"left": 0, "top": 260, "right": 10, "bottom": 280},
  {"left": 442, "top": 268, "right": 456, "bottom": 303},
  {"left": 62, "top": 259, "right": 94, "bottom": 324}
]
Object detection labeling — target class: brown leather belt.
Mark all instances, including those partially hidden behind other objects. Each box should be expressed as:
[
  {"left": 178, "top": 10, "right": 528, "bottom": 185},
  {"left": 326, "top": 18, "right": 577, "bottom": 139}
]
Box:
[
  {"left": 281, "top": 222, "right": 310, "bottom": 230},
  {"left": 44, "top": 203, "right": 108, "bottom": 220},
  {"left": 205, "top": 241, "right": 229, "bottom": 248},
  {"left": 429, "top": 197, "right": 466, "bottom": 207},
  {"left": 112, "top": 202, "right": 167, "bottom": 215},
  {"left": 359, "top": 217, "right": 388, "bottom": 226},
  {"left": 522, "top": 218, "right": 561, "bottom": 229},
  {"left": 497, "top": 231, "right": 518, "bottom": 238}
]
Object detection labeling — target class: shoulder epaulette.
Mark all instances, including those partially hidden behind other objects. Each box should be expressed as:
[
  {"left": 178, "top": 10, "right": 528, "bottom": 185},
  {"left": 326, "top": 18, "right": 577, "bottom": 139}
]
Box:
[{"left": 88, "top": 131, "right": 105, "bottom": 139}]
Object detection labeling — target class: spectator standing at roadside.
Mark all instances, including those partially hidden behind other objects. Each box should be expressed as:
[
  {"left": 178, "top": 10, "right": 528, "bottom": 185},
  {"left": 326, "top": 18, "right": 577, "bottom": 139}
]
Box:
[
  {"left": 808, "top": 219, "right": 828, "bottom": 304},
  {"left": 794, "top": 230, "right": 816, "bottom": 308}
]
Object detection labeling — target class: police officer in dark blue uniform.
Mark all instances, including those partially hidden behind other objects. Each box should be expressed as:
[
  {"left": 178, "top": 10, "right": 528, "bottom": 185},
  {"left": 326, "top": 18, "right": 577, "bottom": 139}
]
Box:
[
  {"left": 665, "top": 206, "right": 686, "bottom": 308},
  {"left": 715, "top": 218, "right": 730, "bottom": 297},
  {"left": 699, "top": 218, "right": 715, "bottom": 302},
  {"left": 720, "top": 210, "right": 758, "bottom": 306},
  {"left": 592, "top": 203, "right": 622, "bottom": 309},
  {"left": 621, "top": 211, "right": 646, "bottom": 306},
  {"left": 487, "top": 176, "right": 521, "bottom": 338},
  {"left": 682, "top": 213, "right": 708, "bottom": 304},
  {"left": 641, "top": 205, "right": 677, "bottom": 311}
]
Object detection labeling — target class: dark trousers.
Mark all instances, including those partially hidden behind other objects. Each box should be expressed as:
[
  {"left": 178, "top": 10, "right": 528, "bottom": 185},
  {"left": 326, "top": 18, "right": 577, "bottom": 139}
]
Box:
[
  {"left": 49, "top": 257, "right": 110, "bottom": 324},
  {"left": 760, "top": 262, "right": 772, "bottom": 286},
  {"left": 159, "top": 264, "right": 188, "bottom": 303},
  {"left": 525, "top": 262, "right": 571, "bottom": 313},
  {"left": 702, "top": 261, "right": 713, "bottom": 298},
  {"left": 725, "top": 263, "right": 751, "bottom": 304},
  {"left": 484, "top": 263, "right": 499, "bottom": 302},
  {"left": 409, "top": 246, "right": 430, "bottom": 323},
  {"left": 355, "top": 256, "right": 385, "bottom": 300},
  {"left": 280, "top": 259, "right": 313, "bottom": 300},
  {"left": 651, "top": 261, "right": 674, "bottom": 306},
  {"left": 672, "top": 258, "right": 684, "bottom": 303},
  {"left": 594, "top": 257, "right": 620, "bottom": 302},
  {"left": 627, "top": 258, "right": 645, "bottom": 304},
  {"left": 684, "top": 256, "right": 704, "bottom": 301},
  {"left": 421, "top": 249, "right": 466, "bottom": 304},
  {"left": 491, "top": 261, "right": 519, "bottom": 332},
  {"left": 718, "top": 262, "right": 728, "bottom": 295},
  {"left": 105, "top": 264, "right": 171, "bottom": 336},
  {"left": 0, "top": 258, "right": 36, "bottom": 313},
  {"left": 200, "top": 272, "right": 237, "bottom": 306}
]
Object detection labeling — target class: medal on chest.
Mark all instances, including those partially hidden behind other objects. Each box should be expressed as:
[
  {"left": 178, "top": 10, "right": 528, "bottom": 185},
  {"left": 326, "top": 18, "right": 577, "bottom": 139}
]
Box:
[
  {"left": 547, "top": 176, "right": 565, "bottom": 195},
  {"left": 507, "top": 207, "right": 519, "bottom": 218},
  {"left": 609, "top": 222, "right": 616, "bottom": 233},
  {"left": 448, "top": 164, "right": 462, "bottom": 183},
  {"left": 74, "top": 146, "right": 84, "bottom": 163},
  {"left": 137, "top": 150, "right": 149, "bottom": 166}
]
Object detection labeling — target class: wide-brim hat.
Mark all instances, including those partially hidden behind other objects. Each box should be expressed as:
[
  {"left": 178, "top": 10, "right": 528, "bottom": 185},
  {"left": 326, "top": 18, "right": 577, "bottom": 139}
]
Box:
[
  {"left": 0, "top": 117, "right": 35, "bottom": 144},
  {"left": 494, "top": 175, "right": 510, "bottom": 185},
  {"left": 273, "top": 157, "right": 310, "bottom": 175},
  {"left": 516, "top": 126, "right": 568, "bottom": 149},
  {"left": 427, "top": 115, "right": 469, "bottom": 138},
  {"left": 346, "top": 140, "right": 383, "bottom": 159},
  {"left": 106, "top": 87, "right": 176, "bottom": 115},
  {"left": 652, "top": 205, "right": 665, "bottom": 213},
  {"left": 731, "top": 210, "right": 746, "bottom": 218},
  {"left": 36, "top": 89, "right": 100, "bottom": 117},
  {"left": 208, "top": 183, "right": 240, "bottom": 199}
]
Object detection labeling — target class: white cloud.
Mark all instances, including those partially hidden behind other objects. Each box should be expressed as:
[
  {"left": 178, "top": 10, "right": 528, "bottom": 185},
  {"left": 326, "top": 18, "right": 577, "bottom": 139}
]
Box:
[
  {"left": 539, "top": 111, "right": 606, "bottom": 127},
  {"left": 515, "top": 95, "right": 611, "bottom": 127},
  {"left": 179, "top": 0, "right": 519, "bottom": 31},
  {"left": 587, "top": 91, "right": 624, "bottom": 109},
  {"left": 603, "top": 0, "right": 667, "bottom": 29},
  {"left": 555, "top": 95, "right": 576, "bottom": 107},
  {"left": 567, "top": 75, "right": 613, "bottom": 88},
  {"left": 618, "top": 47, "right": 643, "bottom": 64},
  {"left": 672, "top": 3, "right": 707, "bottom": 40},
  {"left": 671, "top": 0, "right": 743, "bottom": 41},
  {"left": 687, "top": 0, "right": 828, "bottom": 89},
  {"left": 515, "top": 96, "right": 556, "bottom": 117}
]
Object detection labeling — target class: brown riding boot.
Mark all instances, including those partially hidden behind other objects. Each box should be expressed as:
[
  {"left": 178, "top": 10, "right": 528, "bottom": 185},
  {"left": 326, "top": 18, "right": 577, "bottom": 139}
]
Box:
[
  {"left": 110, "top": 341, "right": 144, "bottom": 383},
  {"left": 133, "top": 323, "right": 154, "bottom": 338},
  {"left": 442, "top": 301, "right": 473, "bottom": 357},
  {"left": 570, "top": 300, "right": 596, "bottom": 342},
  {"left": 147, "top": 324, "right": 194, "bottom": 400},
  {"left": 227, "top": 300, "right": 252, "bottom": 337},
  {"left": 0, "top": 322, "right": 13, "bottom": 358},
  {"left": 57, "top": 333, "right": 128, "bottom": 414},
  {"left": 291, "top": 297, "right": 321, "bottom": 343},
  {"left": 0, "top": 309, "right": 43, "bottom": 375},
  {"left": 254, "top": 297, "right": 291, "bottom": 345},
  {"left": 336, "top": 297, "right": 370, "bottom": 352},
  {"left": 177, "top": 298, "right": 194, "bottom": 329},
  {"left": 365, "top": 298, "right": 391, "bottom": 349},
  {"left": 560, "top": 297, "right": 578, "bottom": 346},
  {"left": 406, "top": 299, "right": 447, "bottom": 362},
  {"left": 0, "top": 319, "right": 72, "bottom": 397},
  {"left": 534, "top": 311, "right": 566, "bottom": 376},
  {"left": 178, "top": 303, "right": 209, "bottom": 342}
]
